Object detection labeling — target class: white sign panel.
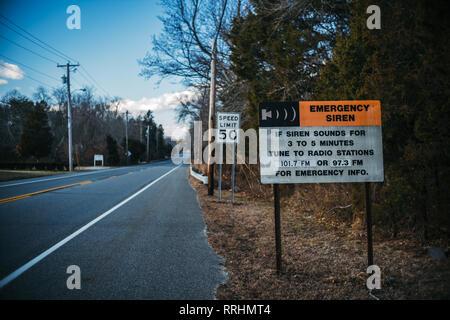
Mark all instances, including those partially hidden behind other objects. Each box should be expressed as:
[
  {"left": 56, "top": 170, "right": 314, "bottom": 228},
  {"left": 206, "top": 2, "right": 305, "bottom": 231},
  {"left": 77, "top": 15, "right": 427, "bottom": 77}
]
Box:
[
  {"left": 93, "top": 154, "right": 104, "bottom": 166},
  {"left": 259, "top": 101, "right": 384, "bottom": 184},
  {"left": 216, "top": 112, "right": 240, "bottom": 144}
]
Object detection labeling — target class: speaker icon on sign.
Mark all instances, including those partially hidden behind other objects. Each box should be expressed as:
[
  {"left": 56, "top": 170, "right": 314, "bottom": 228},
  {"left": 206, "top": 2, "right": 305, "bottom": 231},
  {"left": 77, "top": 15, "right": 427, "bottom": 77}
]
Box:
[
  {"left": 261, "top": 109, "right": 272, "bottom": 120},
  {"left": 259, "top": 102, "right": 299, "bottom": 127}
]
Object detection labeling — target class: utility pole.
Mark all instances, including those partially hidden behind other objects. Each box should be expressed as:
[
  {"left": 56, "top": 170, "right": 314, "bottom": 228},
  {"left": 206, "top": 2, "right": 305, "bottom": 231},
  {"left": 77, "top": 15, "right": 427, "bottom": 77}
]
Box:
[
  {"left": 207, "top": 38, "right": 216, "bottom": 195},
  {"left": 139, "top": 118, "right": 143, "bottom": 143},
  {"left": 146, "top": 125, "right": 150, "bottom": 162},
  {"left": 125, "top": 110, "right": 129, "bottom": 165},
  {"left": 57, "top": 62, "right": 79, "bottom": 171},
  {"left": 155, "top": 125, "right": 159, "bottom": 159}
]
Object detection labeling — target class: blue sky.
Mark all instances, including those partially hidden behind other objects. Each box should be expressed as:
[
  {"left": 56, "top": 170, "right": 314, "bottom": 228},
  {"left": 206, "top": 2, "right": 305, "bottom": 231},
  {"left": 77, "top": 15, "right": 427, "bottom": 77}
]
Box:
[{"left": 0, "top": 0, "right": 191, "bottom": 139}]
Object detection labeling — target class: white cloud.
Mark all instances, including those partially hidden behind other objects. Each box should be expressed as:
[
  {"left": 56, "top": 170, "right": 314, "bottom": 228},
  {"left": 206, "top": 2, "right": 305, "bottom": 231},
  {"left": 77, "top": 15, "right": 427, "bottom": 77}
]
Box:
[
  {"left": 164, "top": 124, "right": 190, "bottom": 141},
  {"left": 114, "top": 89, "right": 198, "bottom": 117},
  {"left": 0, "top": 60, "right": 25, "bottom": 80},
  {"left": 111, "top": 89, "right": 197, "bottom": 140},
  {"left": 0, "top": 79, "right": 7, "bottom": 85}
]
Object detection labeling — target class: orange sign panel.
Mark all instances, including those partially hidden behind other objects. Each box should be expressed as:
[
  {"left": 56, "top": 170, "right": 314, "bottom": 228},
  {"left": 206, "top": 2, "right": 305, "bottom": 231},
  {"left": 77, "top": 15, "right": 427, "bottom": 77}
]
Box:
[{"left": 299, "top": 100, "right": 381, "bottom": 127}]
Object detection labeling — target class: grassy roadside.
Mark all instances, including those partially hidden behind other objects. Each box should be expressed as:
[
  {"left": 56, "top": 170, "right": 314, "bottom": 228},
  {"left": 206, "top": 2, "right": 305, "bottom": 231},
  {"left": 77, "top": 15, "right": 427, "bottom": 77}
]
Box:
[
  {"left": 189, "top": 174, "right": 450, "bottom": 299},
  {"left": 0, "top": 170, "right": 71, "bottom": 182}
]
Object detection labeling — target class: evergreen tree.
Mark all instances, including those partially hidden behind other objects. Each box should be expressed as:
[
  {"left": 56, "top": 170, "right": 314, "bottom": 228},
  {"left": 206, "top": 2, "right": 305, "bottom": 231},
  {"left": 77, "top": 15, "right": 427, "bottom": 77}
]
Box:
[
  {"left": 122, "top": 138, "right": 146, "bottom": 163},
  {"left": 229, "top": 0, "right": 348, "bottom": 128},
  {"left": 156, "top": 124, "right": 165, "bottom": 159},
  {"left": 106, "top": 134, "right": 120, "bottom": 166},
  {"left": 18, "top": 101, "right": 53, "bottom": 160},
  {"left": 143, "top": 110, "right": 158, "bottom": 160},
  {"left": 315, "top": 0, "right": 450, "bottom": 239}
]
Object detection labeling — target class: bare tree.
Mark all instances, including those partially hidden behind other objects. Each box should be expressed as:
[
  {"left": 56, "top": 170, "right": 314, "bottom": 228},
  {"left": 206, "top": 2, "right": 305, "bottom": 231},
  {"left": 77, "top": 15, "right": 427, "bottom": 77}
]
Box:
[
  {"left": 139, "top": 0, "right": 235, "bottom": 84},
  {"left": 139, "top": 0, "right": 252, "bottom": 129}
]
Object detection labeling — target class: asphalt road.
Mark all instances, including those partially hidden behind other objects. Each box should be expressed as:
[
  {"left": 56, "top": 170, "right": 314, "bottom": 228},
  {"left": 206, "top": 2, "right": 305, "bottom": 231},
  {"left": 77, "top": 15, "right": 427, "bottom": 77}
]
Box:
[{"left": 0, "top": 161, "right": 227, "bottom": 299}]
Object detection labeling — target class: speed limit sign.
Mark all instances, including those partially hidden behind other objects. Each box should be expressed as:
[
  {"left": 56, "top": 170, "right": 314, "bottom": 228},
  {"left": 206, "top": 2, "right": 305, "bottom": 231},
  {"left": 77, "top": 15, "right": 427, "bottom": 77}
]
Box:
[
  {"left": 216, "top": 112, "right": 240, "bottom": 203},
  {"left": 216, "top": 112, "right": 240, "bottom": 144}
]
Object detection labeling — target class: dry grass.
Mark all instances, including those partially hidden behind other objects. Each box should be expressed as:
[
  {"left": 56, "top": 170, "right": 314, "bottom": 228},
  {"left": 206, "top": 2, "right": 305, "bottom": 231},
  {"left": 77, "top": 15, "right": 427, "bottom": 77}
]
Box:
[{"left": 189, "top": 173, "right": 450, "bottom": 300}]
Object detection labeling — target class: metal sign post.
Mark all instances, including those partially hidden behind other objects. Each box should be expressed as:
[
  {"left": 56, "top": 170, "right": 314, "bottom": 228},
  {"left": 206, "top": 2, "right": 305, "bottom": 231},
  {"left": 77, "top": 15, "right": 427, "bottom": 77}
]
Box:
[
  {"left": 365, "top": 182, "right": 373, "bottom": 266},
  {"left": 231, "top": 141, "right": 236, "bottom": 203},
  {"left": 273, "top": 183, "right": 282, "bottom": 274},
  {"left": 218, "top": 143, "right": 223, "bottom": 201}
]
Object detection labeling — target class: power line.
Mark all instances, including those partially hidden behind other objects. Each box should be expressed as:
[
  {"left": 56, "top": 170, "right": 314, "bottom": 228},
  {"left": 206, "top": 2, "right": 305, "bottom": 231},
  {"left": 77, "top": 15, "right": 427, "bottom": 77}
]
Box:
[
  {"left": 0, "top": 34, "right": 58, "bottom": 64},
  {"left": 73, "top": 68, "right": 93, "bottom": 85},
  {"left": 25, "top": 75, "right": 56, "bottom": 90},
  {"left": 0, "top": 14, "right": 114, "bottom": 100},
  {"left": 69, "top": 72, "right": 84, "bottom": 88},
  {"left": 66, "top": 67, "right": 94, "bottom": 91},
  {"left": 72, "top": 67, "right": 113, "bottom": 100},
  {"left": 0, "top": 13, "right": 76, "bottom": 63},
  {"left": 0, "top": 20, "right": 68, "bottom": 62},
  {"left": 0, "top": 53, "right": 61, "bottom": 83},
  {"left": 0, "top": 61, "right": 56, "bottom": 90},
  {"left": 72, "top": 69, "right": 101, "bottom": 94},
  {"left": 3, "top": 39, "right": 109, "bottom": 97},
  {"left": 79, "top": 66, "right": 112, "bottom": 99}
]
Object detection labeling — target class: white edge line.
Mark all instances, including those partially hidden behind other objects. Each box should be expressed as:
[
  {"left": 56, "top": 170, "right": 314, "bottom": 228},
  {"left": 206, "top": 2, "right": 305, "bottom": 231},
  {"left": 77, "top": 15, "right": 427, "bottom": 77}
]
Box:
[
  {"left": 0, "top": 168, "right": 117, "bottom": 188},
  {"left": 0, "top": 165, "right": 181, "bottom": 289},
  {"left": 0, "top": 161, "right": 172, "bottom": 188}
]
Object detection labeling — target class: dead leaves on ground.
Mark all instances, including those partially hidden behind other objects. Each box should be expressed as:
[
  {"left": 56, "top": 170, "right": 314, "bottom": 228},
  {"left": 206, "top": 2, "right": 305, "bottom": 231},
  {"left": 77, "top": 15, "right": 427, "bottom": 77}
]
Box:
[{"left": 189, "top": 175, "right": 450, "bottom": 299}]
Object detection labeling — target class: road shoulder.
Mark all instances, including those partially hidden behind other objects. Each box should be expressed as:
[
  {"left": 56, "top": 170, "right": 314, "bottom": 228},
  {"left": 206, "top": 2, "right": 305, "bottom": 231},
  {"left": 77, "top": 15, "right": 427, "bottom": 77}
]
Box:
[{"left": 189, "top": 176, "right": 450, "bottom": 299}]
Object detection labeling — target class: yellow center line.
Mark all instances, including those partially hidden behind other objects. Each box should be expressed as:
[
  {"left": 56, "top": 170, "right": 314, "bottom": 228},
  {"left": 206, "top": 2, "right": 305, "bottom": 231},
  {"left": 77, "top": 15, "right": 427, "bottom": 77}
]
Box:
[
  {"left": 0, "top": 180, "right": 92, "bottom": 204},
  {"left": 0, "top": 195, "right": 31, "bottom": 204}
]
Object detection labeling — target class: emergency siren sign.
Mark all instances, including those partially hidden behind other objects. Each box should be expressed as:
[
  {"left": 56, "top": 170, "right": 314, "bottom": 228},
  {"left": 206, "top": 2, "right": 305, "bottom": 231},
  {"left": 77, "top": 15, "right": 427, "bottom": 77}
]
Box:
[{"left": 259, "top": 100, "right": 384, "bottom": 184}]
